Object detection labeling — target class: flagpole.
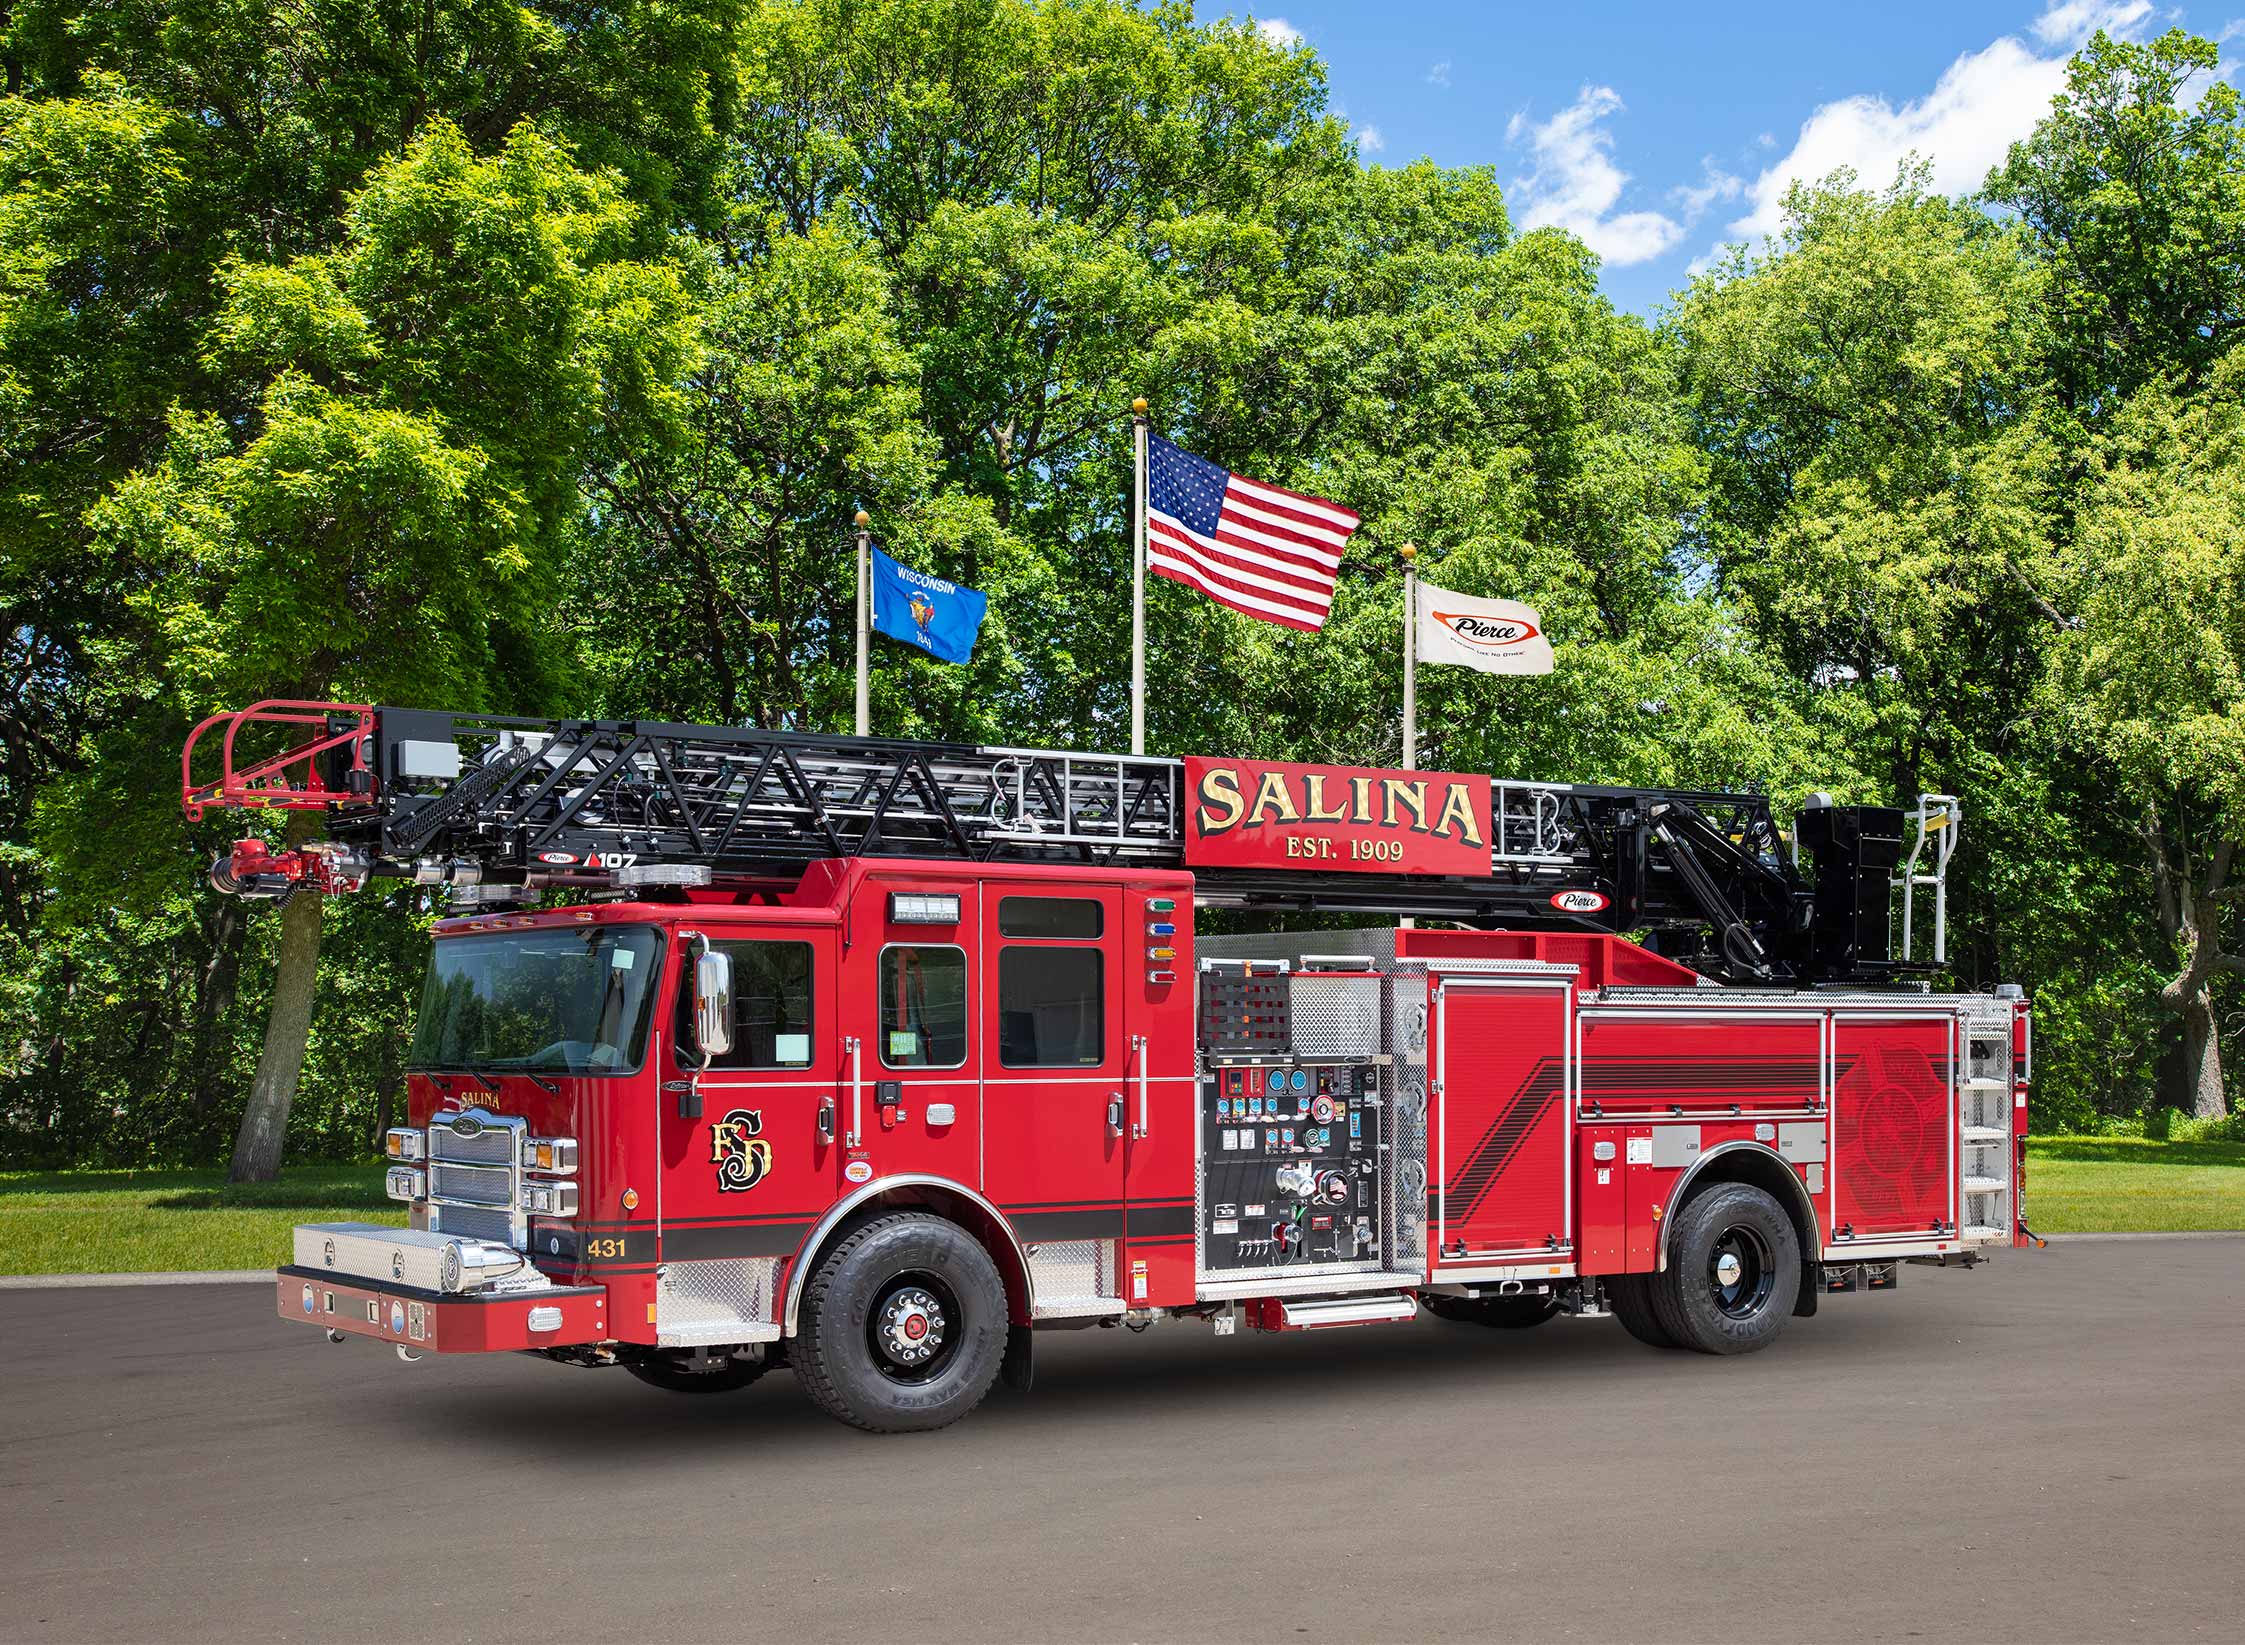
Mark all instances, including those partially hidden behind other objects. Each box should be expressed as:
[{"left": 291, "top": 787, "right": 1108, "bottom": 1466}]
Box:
[
  {"left": 1130, "top": 397, "right": 1149, "bottom": 756},
  {"left": 854, "top": 509, "right": 871, "bottom": 737},
  {"left": 1400, "top": 542, "right": 1418, "bottom": 770}
]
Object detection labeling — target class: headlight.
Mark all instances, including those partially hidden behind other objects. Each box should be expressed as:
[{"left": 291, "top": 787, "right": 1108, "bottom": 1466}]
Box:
[
  {"left": 383, "top": 1128, "right": 425, "bottom": 1161},
  {"left": 384, "top": 1165, "right": 425, "bottom": 1202},
  {"left": 521, "top": 1180, "right": 579, "bottom": 1218},
  {"left": 524, "top": 1136, "right": 577, "bottom": 1174}
]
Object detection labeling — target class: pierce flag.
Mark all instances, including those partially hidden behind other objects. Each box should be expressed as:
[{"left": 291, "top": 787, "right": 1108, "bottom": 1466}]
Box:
[{"left": 1414, "top": 581, "right": 1553, "bottom": 675}]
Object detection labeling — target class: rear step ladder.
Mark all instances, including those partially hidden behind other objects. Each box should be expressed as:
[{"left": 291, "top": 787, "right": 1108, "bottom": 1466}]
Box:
[{"left": 1960, "top": 1018, "right": 2014, "bottom": 1243}]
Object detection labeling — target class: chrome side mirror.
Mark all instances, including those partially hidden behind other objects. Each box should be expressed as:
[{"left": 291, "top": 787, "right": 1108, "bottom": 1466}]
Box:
[{"left": 692, "top": 940, "right": 734, "bottom": 1062}]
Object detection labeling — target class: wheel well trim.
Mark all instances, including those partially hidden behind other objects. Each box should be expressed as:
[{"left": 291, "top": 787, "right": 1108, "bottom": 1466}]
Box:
[
  {"left": 781, "top": 1174, "right": 1033, "bottom": 1337},
  {"left": 1655, "top": 1140, "right": 1821, "bottom": 1274}
]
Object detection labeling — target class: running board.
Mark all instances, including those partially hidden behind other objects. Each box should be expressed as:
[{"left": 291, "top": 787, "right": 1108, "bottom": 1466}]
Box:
[{"left": 1250, "top": 1292, "right": 1419, "bottom": 1331}]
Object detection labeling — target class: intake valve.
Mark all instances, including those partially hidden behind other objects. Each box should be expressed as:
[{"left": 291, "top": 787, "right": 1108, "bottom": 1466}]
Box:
[{"left": 1273, "top": 1162, "right": 1319, "bottom": 1200}]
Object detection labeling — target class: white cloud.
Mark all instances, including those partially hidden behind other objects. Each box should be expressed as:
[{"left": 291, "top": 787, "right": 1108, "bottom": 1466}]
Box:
[
  {"left": 2032, "top": 1, "right": 2150, "bottom": 46},
  {"left": 1717, "top": 0, "right": 2153, "bottom": 250},
  {"left": 1427, "top": 59, "right": 1452, "bottom": 88},
  {"left": 1672, "top": 157, "right": 1744, "bottom": 217},
  {"left": 1254, "top": 17, "right": 1302, "bottom": 49},
  {"left": 1356, "top": 124, "right": 1386, "bottom": 153},
  {"left": 1505, "top": 85, "right": 1688, "bottom": 266}
]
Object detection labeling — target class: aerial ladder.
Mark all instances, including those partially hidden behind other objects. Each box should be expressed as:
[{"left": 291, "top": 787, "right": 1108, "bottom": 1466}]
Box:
[{"left": 182, "top": 700, "right": 1948, "bottom": 986}]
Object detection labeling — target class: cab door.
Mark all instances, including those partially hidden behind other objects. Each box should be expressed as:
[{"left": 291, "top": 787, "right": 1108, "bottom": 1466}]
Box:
[
  {"left": 657, "top": 925, "right": 840, "bottom": 1266},
  {"left": 835, "top": 874, "right": 983, "bottom": 1194},
  {"left": 978, "top": 885, "right": 1130, "bottom": 1261}
]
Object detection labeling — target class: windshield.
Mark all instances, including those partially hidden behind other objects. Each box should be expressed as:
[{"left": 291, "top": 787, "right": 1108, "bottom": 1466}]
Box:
[{"left": 408, "top": 926, "right": 664, "bottom": 1075}]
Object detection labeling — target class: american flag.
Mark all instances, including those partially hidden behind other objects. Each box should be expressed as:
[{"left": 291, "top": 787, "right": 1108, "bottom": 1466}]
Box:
[{"left": 1146, "top": 435, "right": 1360, "bottom": 632}]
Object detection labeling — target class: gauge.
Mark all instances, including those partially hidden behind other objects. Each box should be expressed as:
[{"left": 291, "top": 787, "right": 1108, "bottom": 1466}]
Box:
[
  {"left": 1311, "top": 1096, "right": 1335, "bottom": 1123},
  {"left": 1289, "top": 1068, "right": 1309, "bottom": 1092},
  {"left": 1266, "top": 1068, "right": 1286, "bottom": 1092}
]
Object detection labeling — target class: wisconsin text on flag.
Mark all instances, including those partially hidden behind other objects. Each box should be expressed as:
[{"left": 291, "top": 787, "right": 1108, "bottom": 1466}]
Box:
[{"left": 1146, "top": 435, "right": 1360, "bottom": 631}]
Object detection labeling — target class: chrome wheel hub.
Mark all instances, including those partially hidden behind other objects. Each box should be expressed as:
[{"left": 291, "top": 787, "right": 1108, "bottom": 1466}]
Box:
[
  {"left": 1714, "top": 1251, "right": 1743, "bottom": 1287},
  {"left": 877, "top": 1286, "right": 946, "bottom": 1368}
]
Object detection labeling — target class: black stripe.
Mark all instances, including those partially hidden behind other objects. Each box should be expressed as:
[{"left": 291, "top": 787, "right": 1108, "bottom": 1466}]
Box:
[
  {"left": 661, "top": 1221, "right": 812, "bottom": 1260},
  {"left": 1012, "top": 1207, "right": 1128, "bottom": 1240},
  {"left": 1127, "top": 1203, "right": 1197, "bottom": 1237}
]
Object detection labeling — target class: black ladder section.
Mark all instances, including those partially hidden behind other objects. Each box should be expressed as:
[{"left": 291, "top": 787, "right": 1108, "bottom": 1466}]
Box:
[{"left": 197, "top": 705, "right": 1916, "bottom": 985}]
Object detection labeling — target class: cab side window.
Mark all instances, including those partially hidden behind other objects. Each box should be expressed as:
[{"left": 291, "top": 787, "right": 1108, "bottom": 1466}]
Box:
[
  {"left": 674, "top": 940, "right": 813, "bottom": 1069},
  {"left": 997, "top": 896, "right": 1105, "bottom": 1068},
  {"left": 879, "top": 945, "right": 969, "bottom": 1068}
]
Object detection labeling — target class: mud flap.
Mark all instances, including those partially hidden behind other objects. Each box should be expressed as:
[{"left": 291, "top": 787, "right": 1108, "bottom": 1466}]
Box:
[
  {"left": 1793, "top": 1264, "right": 1820, "bottom": 1317},
  {"left": 1000, "top": 1322, "right": 1034, "bottom": 1393}
]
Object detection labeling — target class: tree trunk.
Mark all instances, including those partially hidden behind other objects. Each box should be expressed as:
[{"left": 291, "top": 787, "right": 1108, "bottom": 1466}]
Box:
[
  {"left": 2180, "top": 985, "right": 2226, "bottom": 1120},
  {"left": 228, "top": 815, "right": 326, "bottom": 1183},
  {"left": 2144, "top": 802, "right": 2236, "bottom": 1120}
]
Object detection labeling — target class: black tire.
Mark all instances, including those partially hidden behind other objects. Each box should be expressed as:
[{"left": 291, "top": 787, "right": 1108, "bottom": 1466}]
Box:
[
  {"left": 1422, "top": 1292, "right": 1561, "bottom": 1329},
  {"left": 1648, "top": 1182, "right": 1801, "bottom": 1355},
  {"left": 625, "top": 1350, "right": 770, "bottom": 1393},
  {"left": 1604, "top": 1273, "right": 1681, "bottom": 1349},
  {"left": 793, "top": 1211, "right": 1009, "bottom": 1433}
]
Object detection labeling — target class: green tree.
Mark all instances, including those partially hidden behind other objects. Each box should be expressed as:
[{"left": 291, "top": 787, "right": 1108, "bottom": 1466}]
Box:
[
  {"left": 1985, "top": 27, "right": 2245, "bottom": 414},
  {"left": 78, "top": 120, "right": 686, "bottom": 1176},
  {"left": 2046, "top": 354, "right": 2245, "bottom": 1119}
]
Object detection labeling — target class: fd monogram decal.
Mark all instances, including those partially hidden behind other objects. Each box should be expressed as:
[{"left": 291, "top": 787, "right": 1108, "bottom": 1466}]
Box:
[{"left": 711, "top": 1109, "right": 773, "bottom": 1192}]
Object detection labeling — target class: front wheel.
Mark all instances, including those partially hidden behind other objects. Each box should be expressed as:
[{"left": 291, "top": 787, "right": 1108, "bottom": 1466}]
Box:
[
  {"left": 1648, "top": 1183, "right": 1801, "bottom": 1354},
  {"left": 793, "top": 1212, "right": 1009, "bottom": 1433}
]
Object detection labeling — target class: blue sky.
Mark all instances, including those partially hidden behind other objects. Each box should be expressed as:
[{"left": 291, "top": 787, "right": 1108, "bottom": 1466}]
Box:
[{"left": 1242, "top": 1, "right": 2243, "bottom": 314}]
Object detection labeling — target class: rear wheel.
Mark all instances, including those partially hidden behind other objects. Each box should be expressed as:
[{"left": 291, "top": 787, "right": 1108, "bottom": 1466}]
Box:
[
  {"left": 1604, "top": 1273, "right": 1680, "bottom": 1349},
  {"left": 1648, "top": 1183, "right": 1800, "bottom": 1355},
  {"left": 794, "top": 1212, "right": 1009, "bottom": 1433},
  {"left": 625, "top": 1349, "right": 770, "bottom": 1393}
]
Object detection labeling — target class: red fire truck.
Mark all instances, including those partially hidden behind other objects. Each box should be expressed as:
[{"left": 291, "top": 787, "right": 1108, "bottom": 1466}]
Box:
[{"left": 185, "top": 702, "right": 2033, "bottom": 1432}]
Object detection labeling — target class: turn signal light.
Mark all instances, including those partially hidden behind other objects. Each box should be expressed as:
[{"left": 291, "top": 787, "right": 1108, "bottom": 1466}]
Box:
[
  {"left": 384, "top": 1166, "right": 426, "bottom": 1202},
  {"left": 383, "top": 1128, "right": 424, "bottom": 1161},
  {"left": 1146, "top": 946, "right": 1176, "bottom": 962},
  {"left": 524, "top": 1136, "right": 578, "bottom": 1174}
]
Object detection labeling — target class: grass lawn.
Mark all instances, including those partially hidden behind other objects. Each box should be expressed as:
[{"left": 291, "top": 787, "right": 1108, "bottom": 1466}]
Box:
[
  {"left": 2024, "top": 1136, "right": 2245, "bottom": 1233},
  {"left": 1, "top": 1140, "right": 2236, "bottom": 1275},
  {"left": 0, "top": 1164, "right": 401, "bottom": 1275}
]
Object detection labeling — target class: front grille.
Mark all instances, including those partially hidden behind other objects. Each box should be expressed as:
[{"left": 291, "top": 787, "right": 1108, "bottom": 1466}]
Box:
[
  {"left": 430, "top": 1123, "right": 514, "bottom": 1165},
  {"left": 424, "top": 1111, "right": 526, "bottom": 1248},
  {"left": 430, "top": 1162, "right": 513, "bottom": 1206},
  {"left": 432, "top": 1203, "right": 515, "bottom": 1245}
]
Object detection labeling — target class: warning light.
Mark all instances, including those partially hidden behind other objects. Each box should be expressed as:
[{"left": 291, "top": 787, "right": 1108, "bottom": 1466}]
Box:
[
  {"left": 1147, "top": 921, "right": 1176, "bottom": 937},
  {"left": 1147, "top": 898, "right": 1176, "bottom": 912},
  {"left": 1147, "top": 946, "right": 1176, "bottom": 962}
]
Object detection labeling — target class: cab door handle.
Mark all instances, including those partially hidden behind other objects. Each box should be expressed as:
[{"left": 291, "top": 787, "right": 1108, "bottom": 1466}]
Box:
[{"left": 1106, "top": 1096, "right": 1125, "bottom": 1138}]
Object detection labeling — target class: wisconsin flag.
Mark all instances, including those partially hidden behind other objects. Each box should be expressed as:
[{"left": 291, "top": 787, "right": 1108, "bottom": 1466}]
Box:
[
  {"left": 870, "top": 545, "right": 988, "bottom": 665},
  {"left": 1415, "top": 581, "right": 1554, "bottom": 675}
]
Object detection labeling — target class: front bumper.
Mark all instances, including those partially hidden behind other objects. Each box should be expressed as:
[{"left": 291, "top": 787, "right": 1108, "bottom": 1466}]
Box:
[{"left": 279, "top": 1221, "right": 607, "bottom": 1352}]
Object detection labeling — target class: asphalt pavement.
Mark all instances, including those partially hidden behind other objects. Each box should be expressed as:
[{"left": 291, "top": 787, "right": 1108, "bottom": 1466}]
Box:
[{"left": 3, "top": 1237, "right": 2241, "bottom": 1643}]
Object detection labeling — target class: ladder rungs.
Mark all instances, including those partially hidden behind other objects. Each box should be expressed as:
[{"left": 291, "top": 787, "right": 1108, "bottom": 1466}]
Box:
[
  {"left": 1961, "top": 1125, "right": 2009, "bottom": 1142},
  {"left": 1958, "top": 1078, "right": 2008, "bottom": 1093},
  {"left": 1963, "top": 1176, "right": 2008, "bottom": 1194}
]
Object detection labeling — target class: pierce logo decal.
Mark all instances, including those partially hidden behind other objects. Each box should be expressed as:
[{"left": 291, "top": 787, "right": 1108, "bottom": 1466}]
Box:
[
  {"left": 1550, "top": 889, "right": 1611, "bottom": 913},
  {"left": 1432, "top": 611, "right": 1542, "bottom": 651},
  {"left": 711, "top": 1109, "right": 773, "bottom": 1193}
]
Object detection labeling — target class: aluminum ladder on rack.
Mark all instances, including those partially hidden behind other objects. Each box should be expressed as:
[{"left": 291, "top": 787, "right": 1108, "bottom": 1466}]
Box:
[{"left": 1896, "top": 793, "right": 1960, "bottom": 963}]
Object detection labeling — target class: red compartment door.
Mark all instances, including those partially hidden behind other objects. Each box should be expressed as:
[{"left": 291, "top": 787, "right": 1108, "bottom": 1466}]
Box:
[
  {"left": 1831, "top": 1014, "right": 1956, "bottom": 1240},
  {"left": 1432, "top": 978, "right": 1572, "bottom": 1262}
]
